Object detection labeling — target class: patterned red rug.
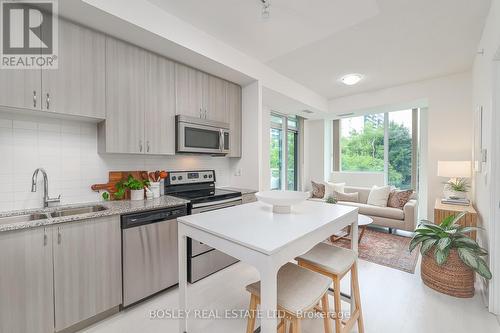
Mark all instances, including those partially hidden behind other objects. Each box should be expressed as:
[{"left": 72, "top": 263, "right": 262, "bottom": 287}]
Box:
[{"left": 331, "top": 228, "right": 419, "bottom": 274}]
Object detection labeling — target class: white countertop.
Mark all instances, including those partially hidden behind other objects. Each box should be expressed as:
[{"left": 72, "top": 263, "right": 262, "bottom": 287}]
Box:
[{"left": 177, "top": 201, "right": 357, "bottom": 255}]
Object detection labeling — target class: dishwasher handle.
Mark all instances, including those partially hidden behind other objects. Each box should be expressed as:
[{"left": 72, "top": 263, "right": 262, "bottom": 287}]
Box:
[{"left": 121, "top": 206, "right": 187, "bottom": 229}]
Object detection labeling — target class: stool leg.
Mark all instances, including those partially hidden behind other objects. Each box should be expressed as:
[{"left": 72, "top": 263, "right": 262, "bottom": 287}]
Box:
[
  {"left": 321, "top": 293, "right": 332, "bottom": 333},
  {"left": 278, "top": 318, "right": 286, "bottom": 333},
  {"left": 246, "top": 294, "right": 258, "bottom": 333},
  {"left": 332, "top": 276, "right": 342, "bottom": 333},
  {"left": 292, "top": 317, "right": 301, "bottom": 333},
  {"left": 351, "top": 263, "right": 365, "bottom": 333}
]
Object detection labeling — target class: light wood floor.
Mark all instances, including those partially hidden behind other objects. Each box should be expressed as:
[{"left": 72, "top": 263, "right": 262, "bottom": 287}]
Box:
[{"left": 80, "top": 258, "right": 500, "bottom": 333}]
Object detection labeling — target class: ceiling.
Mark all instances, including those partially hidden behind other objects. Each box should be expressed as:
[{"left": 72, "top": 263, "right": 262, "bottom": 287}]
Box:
[{"left": 148, "top": 0, "right": 491, "bottom": 99}]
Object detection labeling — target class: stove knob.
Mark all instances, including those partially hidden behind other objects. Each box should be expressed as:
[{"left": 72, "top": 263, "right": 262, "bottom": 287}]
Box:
[
  {"left": 172, "top": 176, "right": 177, "bottom": 181},
  {"left": 209, "top": 174, "right": 213, "bottom": 178},
  {"left": 178, "top": 176, "right": 183, "bottom": 180},
  {"left": 204, "top": 175, "right": 208, "bottom": 179}
]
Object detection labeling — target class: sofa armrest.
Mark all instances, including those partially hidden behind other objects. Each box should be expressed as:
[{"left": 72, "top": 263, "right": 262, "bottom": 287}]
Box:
[{"left": 403, "top": 199, "right": 418, "bottom": 231}]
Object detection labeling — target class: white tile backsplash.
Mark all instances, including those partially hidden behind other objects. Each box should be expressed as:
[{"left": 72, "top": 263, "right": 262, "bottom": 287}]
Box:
[{"left": 1, "top": 113, "right": 233, "bottom": 211}]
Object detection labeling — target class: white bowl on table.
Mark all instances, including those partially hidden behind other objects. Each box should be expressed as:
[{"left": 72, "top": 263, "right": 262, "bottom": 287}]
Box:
[{"left": 255, "top": 191, "right": 309, "bottom": 214}]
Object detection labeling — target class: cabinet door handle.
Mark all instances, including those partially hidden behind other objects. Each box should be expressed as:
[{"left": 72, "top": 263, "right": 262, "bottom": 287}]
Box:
[
  {"left": 43, "top": 228, "right": 48, "bottom": 246},
  {"left": 146, "top": 141, "right": 150, "bottom": 153},
  {"left": 139, "top": 140, "right": 143, "bottom": 152},
  {"left": 46, "top": 93, "right": 50, "bottom": 109},
  {"left": 33, "top": 91, "right": 37, "bottom": 108},
  {"left": 199, "top": 108, "right": 202, "bottom": 118},
  {"left": 204, "top": 109, "right": 207, "bottom": 119},
  {"left": 57, "top": 227, "right": 62, "bottom": 245}
]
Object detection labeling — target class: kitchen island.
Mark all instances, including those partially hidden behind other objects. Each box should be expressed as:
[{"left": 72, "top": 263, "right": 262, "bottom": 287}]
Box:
[{"left": 177, "top": 200, "right": 358, "bottom": 333}]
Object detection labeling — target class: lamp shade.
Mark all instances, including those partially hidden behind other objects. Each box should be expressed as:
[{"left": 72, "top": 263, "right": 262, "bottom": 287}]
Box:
[{"left": 437, "top": 161, "right": 471, "bottom": 178}]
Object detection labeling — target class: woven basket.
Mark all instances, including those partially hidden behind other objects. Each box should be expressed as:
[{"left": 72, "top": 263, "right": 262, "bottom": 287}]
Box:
[{"left": 421, "top": 248, "right": 475, "bottom": 298}]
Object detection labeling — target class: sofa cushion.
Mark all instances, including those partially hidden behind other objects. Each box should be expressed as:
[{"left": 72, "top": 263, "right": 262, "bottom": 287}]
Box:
[
  {"left": 387, "top": 189, "right": 414, "bottom": 208},
  {"left": 334, "top": 191, "right": 358, "bottom": 203},
  {"left": 324, "top": 182, "right": 345, "bottom": 199},
  {"left": 338, "top": 201, "right": 405, "bottom": 220},
  {"left": 367, "top": 185, "right": 391, "bottom": 207},
  {"left": 311, "top": 181, "right": 325, "bottom": 198}
]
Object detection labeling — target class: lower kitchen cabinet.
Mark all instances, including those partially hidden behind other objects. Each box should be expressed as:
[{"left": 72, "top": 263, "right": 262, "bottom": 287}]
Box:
[
  {"left": 53, "top": 216, "right": 122, "bottom": 331},
  {"left": 0, "top": 227, "right": 54, "bottom": 333}
]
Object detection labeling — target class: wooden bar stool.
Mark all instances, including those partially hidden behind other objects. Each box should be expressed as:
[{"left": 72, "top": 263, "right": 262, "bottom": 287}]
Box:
[
  {"left": 296, "top": 243, "right": 364, "bottom": 333},
  {"left": 245, "top": 263, "right": 332, "bottom": 333}
]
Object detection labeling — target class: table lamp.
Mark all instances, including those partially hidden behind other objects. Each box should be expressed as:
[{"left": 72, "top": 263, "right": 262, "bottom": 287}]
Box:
[{"left": 437, "top": 161, "right": 471, "bottom": 201}]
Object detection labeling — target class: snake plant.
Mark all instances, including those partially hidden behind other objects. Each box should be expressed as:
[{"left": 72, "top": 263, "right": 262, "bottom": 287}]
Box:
[{"left": 409, "top": 212, "right": 492, "bottom": 279}]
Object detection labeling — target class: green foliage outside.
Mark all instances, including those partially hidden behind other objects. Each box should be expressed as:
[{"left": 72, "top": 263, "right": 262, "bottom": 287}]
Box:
[{"left": 341, "top": 122, "right": 413, "bottom": 189}]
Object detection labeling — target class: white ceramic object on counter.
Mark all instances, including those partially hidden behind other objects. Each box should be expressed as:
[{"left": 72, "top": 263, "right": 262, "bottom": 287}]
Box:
[
  {"left": 255, "top": 191, "right": 309, "bottom": 213},
  {"left": 130, "top": 189, "right": 144, "bottom": 201},
  {"left": 150, "top": 182, "right": 161, "bottom": 198}
]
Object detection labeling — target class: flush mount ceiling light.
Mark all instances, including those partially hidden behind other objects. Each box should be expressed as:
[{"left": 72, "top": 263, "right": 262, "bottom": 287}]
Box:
[
  {"left": 261, "top": 0, "right": 271, "bottom": 19},
  {"left": 340, "top": 74, "right": 364, "bottom": 86}
]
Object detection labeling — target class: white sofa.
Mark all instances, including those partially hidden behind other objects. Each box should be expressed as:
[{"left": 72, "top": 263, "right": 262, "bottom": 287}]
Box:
[{"left": 309, "top": 186, "right": 418, "bottom": 232}]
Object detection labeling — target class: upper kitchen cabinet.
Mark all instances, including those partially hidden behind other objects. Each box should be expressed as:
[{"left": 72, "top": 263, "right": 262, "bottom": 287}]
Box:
[
  {"left": 100, "top": 37, "right": 146, "bottom": 154},
  {"left": 225, "top": 82, "right": 242, "bottom": 157},
  {"left": 175, "top": 64, "right": 228, "bottom": 123},
  {"left": 175, "top": 63, "right": 203, "bottom": 119},
  {"left": 0, "top": 19, "right": 106, "bottom": 119},
  {"left": 42, "top": 19, "right": 105, "bottom": 118},
  {"left": 204, "top": 75, "right": 228, "bottom": 123},
  {"left": 145, "top": 53, "right": 176, "bottom": 155}
]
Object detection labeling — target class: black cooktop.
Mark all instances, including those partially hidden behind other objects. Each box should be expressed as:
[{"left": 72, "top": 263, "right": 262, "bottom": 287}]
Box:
[{"left": 173, "top": 188, "right": 241, "bottom": 204}]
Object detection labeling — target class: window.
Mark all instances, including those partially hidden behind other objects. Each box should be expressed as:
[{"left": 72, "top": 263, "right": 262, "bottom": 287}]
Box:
[
  {"left": 270, "top": 114, "right": 300, "bottom": 190},
  {"left": 337, "top": 109, "right": 418, "bottom": 190}
]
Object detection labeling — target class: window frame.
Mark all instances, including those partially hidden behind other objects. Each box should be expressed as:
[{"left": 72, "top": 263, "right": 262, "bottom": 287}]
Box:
[
  {"left": 333, "top": 108, "right": 419, "bottom": 190},
  {"left": 270, "top": 112, "right": 300, "bottom": 191}
]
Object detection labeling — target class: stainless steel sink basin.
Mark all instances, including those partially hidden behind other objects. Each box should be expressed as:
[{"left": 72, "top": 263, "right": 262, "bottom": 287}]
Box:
[
  {"left": 0, "top": 213, "right": 49, "bottom": 225},
  {"left": 50, "top": 205, "right": 108, "bottom": 218}
]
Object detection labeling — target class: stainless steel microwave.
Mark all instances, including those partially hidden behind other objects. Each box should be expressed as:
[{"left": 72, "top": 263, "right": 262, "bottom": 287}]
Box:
[{"left": 176, "top": 115, "right": 230, "bottom": 155}]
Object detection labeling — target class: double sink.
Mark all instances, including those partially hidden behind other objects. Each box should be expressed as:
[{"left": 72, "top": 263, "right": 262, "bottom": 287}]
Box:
[{"left": 0, "top": 205, "right": 108, "bottom": 225}]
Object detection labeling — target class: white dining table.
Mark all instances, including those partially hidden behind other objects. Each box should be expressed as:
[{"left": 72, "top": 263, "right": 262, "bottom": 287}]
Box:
[{"left": 177, "top": 200, "right": 359, "bottom": 333}]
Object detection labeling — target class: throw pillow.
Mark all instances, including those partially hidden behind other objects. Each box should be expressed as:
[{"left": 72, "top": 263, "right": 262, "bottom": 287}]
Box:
[
  {"left": 324, "top": 182, "right": 346, "bottom": 199},
  {"left": 311, "top": 181, "right": 325, "bottom": 198},
  {"left": 387, "top": 189, "right": 414, "bottom": 209},
  {"left": 367, "top": 185, "right": 391, "bottom": 207},
  {"left": 334, "top": 191, "right": 359, "bottom": 203}
]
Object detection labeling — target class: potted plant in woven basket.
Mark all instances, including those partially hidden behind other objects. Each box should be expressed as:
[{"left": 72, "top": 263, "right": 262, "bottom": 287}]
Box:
[{"left": 409, "top": 212, "right": 492, "bottom": 298}]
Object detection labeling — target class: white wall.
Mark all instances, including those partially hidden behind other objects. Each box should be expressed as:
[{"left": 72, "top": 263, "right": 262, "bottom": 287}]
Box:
[
  {"left": 471, "top": 0, "right": 500, "bottom": 315},
  {"left": 331, "top": 172, "right": 385, "bottom": 187},
  {"left": 229, "top": 81, "right": 265, "bottom": 190},
  {"left": 0, "top": 112, "right": 232, "bottom": 211},
  {"left": 303, "top": 119, "right": 327, "bottom": 190},
  {"left": 328, "top": 71, "right": 473, "bottom": 220}
]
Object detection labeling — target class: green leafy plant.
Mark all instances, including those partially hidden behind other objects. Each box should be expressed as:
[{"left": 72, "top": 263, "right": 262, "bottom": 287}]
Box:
[
  {"left": 409, "top": 212, "right": 492, "bottom": 279},
  {"left": 325, "top": 195, "right": 337, "bottom": 204},
  {"left": 444, "top": 178, "right": 469, "bottom": 193},
  {"left": 114, "top": 175, "right": 149, "bottom": 200}
]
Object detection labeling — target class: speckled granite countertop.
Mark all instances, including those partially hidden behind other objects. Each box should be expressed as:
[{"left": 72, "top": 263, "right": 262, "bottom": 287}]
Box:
[
  {"left": 0, "top": 196, "right": 189, "bottom": 233},
  {"left": 220, "top": 187, "right": 258, "bottom": 195}
]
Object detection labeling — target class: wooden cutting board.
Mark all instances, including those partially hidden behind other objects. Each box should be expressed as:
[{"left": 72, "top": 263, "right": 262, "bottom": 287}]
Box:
[{"left": 91, "top": 171, "right": 148, "bottom": 200}]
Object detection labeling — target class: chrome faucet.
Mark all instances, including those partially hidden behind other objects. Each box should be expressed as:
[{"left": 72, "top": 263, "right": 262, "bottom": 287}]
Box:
[{"left": 31, "top": 168, "right": 61, "bottom": 208}]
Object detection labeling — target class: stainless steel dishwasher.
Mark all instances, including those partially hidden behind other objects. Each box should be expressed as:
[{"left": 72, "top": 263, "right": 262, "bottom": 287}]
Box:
[{"left": 121, "top": 206, "right": 187, "bottom": 307}]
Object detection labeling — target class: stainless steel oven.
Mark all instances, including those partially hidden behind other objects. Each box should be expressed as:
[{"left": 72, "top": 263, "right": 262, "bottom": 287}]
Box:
[{"left": 176, "top": 115, "right": 230, "bottom": 155}]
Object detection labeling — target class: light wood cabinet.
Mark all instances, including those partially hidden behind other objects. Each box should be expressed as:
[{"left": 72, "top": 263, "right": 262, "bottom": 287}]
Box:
[
  {"left": 53, "top": 216, "right": 121, "bottom": 331},
  {"left": 0, "top": 19, "right": 105, "bottom": 119},
  {"left": 145, "top": 53, "right": 176, "bottom": 155},
  {"left": 42, "top": 19, "right": 105, "bottom": 118},
  {"left": 175, "top": 64, "right": 231, "bottom": 123},
  {"left": 225, "top": 82, "right": 242, "bottom": 157},
  {"left": 175, "top": 63, "right": 203, "bottom": 119},
  {"left": 0, "top": 227, "right": 54, "bottom": 333},
  {"left": 102, "top": 37, "right": 146, "bottom": 154}
]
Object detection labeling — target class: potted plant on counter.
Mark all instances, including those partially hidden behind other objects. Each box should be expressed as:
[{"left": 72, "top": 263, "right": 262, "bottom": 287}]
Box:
[
  {"left": 409, "top": 212, "right": 492, "bottom": 298},
  {"left": 114, "top": 175, "right": 150, "bottom": 201}
]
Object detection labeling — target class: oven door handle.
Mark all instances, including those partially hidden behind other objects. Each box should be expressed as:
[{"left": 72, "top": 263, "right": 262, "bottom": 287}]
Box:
[{"left": 191, "top": 198, "right": 242, "bottom": 213}]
